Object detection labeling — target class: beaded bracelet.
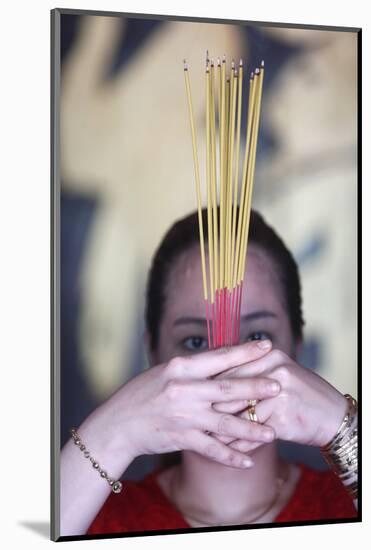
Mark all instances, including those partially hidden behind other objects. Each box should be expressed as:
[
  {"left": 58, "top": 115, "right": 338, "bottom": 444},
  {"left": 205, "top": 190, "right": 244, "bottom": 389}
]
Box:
[
  {"left": 320, "top": 394, "right": 358, "bottom": 499},
  {"left": 70, "top": 427, "right": 123, "bottom": 494}
]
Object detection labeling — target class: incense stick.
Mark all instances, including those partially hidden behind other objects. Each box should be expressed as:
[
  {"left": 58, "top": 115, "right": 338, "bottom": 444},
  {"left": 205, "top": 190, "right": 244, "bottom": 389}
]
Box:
[
  {"left": 183, "top": 55, "right": 265, "bottom": 349},
  {"left": 183, "top": 59, "right": 211, "bottom": 346}
]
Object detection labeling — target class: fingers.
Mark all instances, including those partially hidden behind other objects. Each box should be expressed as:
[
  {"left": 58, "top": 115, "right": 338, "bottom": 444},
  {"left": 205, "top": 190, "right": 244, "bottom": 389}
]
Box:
[
  {"left": 212, "top": 399, "right": 250, "bottom": 414},
  {"left": 254, "top": 397, "right": 275, "bottom": 424},
  {"left": 181, "top": 376, "right": 281, "bottom": 403},
  {"left": 238, "top": 400, "right": 272, "bottom": 426},
  {"left": 166, "top": 340, "right": 272, "bottom": 380},
  {"left": 212, "top": 433, "right": 235, "bottom": 444},
  {"left": 189, "top": 430, "right": 255, "bottom": 469},
  {"left": 213, "top": 349, "right": 291, "bottom": 381},
  {"left": 209, "top": 433, "right": 264, "bottom": 454},
  {"left": 228, "top": 439, "right": 265, "bottom": 453},
  {"left": 203, "top": 410, "right": 276, "bottom": 443}
]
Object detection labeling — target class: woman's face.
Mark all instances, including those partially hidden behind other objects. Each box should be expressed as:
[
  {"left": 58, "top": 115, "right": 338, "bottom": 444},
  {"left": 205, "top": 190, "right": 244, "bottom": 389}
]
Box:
[{"left": 149, "top": 243, "right": 299, "bottom": 365}]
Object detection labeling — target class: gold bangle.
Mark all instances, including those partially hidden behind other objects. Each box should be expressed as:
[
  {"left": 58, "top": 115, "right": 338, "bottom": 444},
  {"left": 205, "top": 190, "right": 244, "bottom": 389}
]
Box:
[
  {"left": 70, "top": 427, "right": 123, "bottom": 494},
  {"left": 320, "top": 394, "right": 358, "bottom": 499},
  {"left": 321, "top": 395, "right": 357, "bottom": 451}
]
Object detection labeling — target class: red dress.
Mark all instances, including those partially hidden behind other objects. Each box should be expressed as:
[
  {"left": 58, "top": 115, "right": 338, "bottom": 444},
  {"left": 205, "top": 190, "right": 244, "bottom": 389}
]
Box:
[{"left": 86, "top": 463, "right": 357, "bottom": 535}]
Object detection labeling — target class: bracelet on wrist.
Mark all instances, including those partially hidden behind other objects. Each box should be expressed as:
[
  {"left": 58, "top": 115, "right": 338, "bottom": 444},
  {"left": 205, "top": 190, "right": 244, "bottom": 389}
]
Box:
[
  {"left": 70, "top": 427, "right": 123, "bottom": 494},
  {"left": 320, "top": 394, "right": 358, "bottom": 500}
]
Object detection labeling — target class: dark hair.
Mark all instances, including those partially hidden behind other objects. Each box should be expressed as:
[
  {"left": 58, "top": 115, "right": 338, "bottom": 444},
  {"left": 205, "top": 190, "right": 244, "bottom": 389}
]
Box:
[{"left": 145, "top": 208, "right": 304, "bottom": 351}]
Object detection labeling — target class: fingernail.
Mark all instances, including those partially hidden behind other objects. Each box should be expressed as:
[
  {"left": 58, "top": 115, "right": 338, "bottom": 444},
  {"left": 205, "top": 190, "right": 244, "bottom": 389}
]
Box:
[
  {"left": 243, "top": 458, "right": 254, "bottom": 468},
  {"left": 269, "top": 382, "right": 280, "bottom": 394},
  {"left": 257, "top": 339, "right": 271, "bottom": 350}
]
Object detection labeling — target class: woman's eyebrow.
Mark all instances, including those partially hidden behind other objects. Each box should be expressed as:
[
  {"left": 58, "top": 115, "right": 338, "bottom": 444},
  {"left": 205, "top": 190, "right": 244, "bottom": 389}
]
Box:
[
  {"left": 240, "top": 311, "right": 277, "bottom": 322},
  {"left": 173, "top": 317, "right": 206, "bottom": 327},
  {"left": 173, "top": 310, "right": 277, "bottom": 327}
]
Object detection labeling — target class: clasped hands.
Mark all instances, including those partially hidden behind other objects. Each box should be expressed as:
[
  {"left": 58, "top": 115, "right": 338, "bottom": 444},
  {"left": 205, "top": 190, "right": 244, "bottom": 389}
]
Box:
[
  {"left": 210, "top": 340, "right": 348, "bottom": 455},
  {"left": 110, "top": 338, "right": 348, "bottom": 470}
]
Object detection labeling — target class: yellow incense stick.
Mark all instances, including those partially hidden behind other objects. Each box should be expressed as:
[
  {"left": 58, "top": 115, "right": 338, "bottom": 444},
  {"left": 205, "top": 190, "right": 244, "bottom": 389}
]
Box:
[
  {"left": 223, "top": 74, "right": 230, "bottom": 288},
  {"left": 233, "top": 72, "right": 257, "bottom": 289},
  {"left": 206, "top": 64, "right": 214, "bottom": 302},
  {"left": 226, "top": 66, "right": 237, "bottom": 289},
  {"left": 238, "top": 70, "right": 260, "bottom": 283},
  {"left": 219, "top": 57, "right": 226, "bottom": 290},
  {"left": 183, "top": 61, "right": 208, "bottom": 301},
  {"left": 210, "top": 61, "right": 219, "bottom": 298},
  {"left": 216, "top": 58, "right": 222, "bottom": 293},
  {"left": 239, "top": 63, "right": 265, "bottom": 283},
  {"left": 225, "top": 71, "right": 231, "bottom": 290},
  {"left": 183, "top": 54, "right": 265, "bottom": 348},
  {"left": 231, "top": 60, "right": 243, "bottom": 287}
]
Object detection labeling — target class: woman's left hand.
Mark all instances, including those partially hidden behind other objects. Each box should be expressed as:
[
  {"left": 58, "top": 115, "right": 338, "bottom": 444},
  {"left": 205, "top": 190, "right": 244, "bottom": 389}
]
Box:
[{"left": 210, "top": 346, "right": 348, "bottom": 452}]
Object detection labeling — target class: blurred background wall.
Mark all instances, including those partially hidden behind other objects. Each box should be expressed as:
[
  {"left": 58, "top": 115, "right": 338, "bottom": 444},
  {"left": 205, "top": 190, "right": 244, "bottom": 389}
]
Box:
[{"left": 59, "top": 13, "right": 358, "bottom": 478}]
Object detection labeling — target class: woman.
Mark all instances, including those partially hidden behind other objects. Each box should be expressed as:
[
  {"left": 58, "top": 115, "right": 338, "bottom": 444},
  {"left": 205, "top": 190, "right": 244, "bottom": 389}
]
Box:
[{"left": 60, "top": 209, "right": 357, "bottom": 536}]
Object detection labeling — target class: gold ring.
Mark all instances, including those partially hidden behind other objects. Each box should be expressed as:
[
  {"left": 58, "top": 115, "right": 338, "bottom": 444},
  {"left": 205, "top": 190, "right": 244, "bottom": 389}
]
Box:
[
  {"left": 247, "top": 406, "right": 258, "bottom": 423},
  {"left": 243, "top": 399, "right": 259, "bottom": 423}
]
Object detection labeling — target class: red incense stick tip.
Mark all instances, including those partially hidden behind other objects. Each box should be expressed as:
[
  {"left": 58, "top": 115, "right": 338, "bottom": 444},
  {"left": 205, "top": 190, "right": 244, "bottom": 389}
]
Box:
[
  {"left": 261, "top": 59, "right": 265, "bottom": 68},
  {"left": 255, "top": 67, "right": 260, "bottom": 75},
  {"left": 239, "top": 58, "right": 243, "bottom": 67}
]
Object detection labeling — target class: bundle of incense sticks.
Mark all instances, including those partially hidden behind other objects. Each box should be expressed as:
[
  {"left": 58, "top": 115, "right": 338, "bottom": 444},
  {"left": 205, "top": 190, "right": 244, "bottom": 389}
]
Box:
[{"left": 183, "top": 52, "right": 265, "bottom": 350}]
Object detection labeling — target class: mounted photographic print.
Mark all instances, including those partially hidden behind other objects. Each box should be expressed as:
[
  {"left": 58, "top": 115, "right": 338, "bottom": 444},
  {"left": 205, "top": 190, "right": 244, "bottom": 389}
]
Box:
[{"left": 51, "top": 7, "right": 361, "bottom": 542}]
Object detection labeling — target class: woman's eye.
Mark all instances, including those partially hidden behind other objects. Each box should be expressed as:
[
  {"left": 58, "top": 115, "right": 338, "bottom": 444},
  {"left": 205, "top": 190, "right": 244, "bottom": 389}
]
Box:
[
  {"left": 246, "top": 331, "right": 271, "bottom": 342},
  {"left": 182, "top": 336, "right": 208, "bottom": 352}
]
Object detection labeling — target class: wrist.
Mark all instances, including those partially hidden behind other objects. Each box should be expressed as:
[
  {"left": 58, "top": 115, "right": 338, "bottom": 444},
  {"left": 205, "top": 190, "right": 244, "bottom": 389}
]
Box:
[
  {"left": 319, "top": 393, "right": 348, "bottom": 448},
  {"left": 77, "top": 402, "right": 138, "bottom": 476}
]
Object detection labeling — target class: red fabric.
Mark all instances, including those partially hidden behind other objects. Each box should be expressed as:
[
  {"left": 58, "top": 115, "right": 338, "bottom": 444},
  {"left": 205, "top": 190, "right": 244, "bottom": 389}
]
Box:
[{"left": 86, "top": 463, "right": 357, "bottom": 535}]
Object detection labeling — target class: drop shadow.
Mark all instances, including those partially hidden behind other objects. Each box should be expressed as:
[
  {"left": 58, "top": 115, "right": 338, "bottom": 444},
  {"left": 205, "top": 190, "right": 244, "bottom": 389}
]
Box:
[{"left": 18, "top": 521, "right": 50, "bottom": 539}]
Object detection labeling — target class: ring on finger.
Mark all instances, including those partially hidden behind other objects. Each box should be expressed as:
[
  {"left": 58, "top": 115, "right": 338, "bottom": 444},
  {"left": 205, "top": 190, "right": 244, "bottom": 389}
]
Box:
[
  {"left": 243, "top": 399, "right": 260, "bottom": 423},
  {"left": 247, "top": 406, "right": 258, "bottom": 423}
]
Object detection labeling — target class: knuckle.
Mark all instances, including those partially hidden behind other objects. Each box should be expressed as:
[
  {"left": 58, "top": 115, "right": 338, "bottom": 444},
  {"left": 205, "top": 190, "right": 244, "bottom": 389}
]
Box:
[
  {"left": 279, "top": 388, "right": 291, "bottom": 401},
  {"left": 274, "top": 365, "right": 291, "bottom": 382},
  {"left": 250, "top": 378, "right": 263, "bottom": 394},
  {"left": 250, "top": 378, "right": 268, "bottom": 398},
  {"left": 277, "top": 390, "right": 292, "bottom": 412},
  {"left": 270, "top": 349, "right": 288, "bottom": 364},
  {"left": 251, "top": 421, "right": 266, "bottom": 438},
  {"left": 165, "top": 357, "right": 181, "bottom": 377},
  {"left": 243, "top": 421, "right": 253, "bottom": 437},
  {"left": 218, "top": 379, "right": 233, "bottom": 395},
  {"left": 274, "top": 393, "right": 291, "bottom": 421},
  {"left": 235, "top": 441, "right": 252, "bottom": 452},
  {"left": 164, "top": 380, "right": 183, "bottom": 401},
  {"left": 226, "top": 451, "right": 238, "bottom": 466},
  {"left": 217, "top": 414, "right": 232, "bottom": 435},
  {"left": 166, "top": 356, "right": 189, "bottom": 378},
  {"left": 204, "top": 442, "right": 219, "bottom": 459}
]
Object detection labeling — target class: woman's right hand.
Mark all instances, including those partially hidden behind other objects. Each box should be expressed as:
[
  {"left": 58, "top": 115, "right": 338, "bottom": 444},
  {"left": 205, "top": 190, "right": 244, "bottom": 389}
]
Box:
[{"left": 100, "top": 339, "right": 281, "bottom": 469}]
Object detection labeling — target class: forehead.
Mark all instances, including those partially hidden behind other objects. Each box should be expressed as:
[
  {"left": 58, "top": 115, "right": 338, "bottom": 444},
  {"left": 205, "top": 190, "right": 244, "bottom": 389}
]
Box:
[{"left": 164, "top": 243, "right": 286, "bottom": 317}]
